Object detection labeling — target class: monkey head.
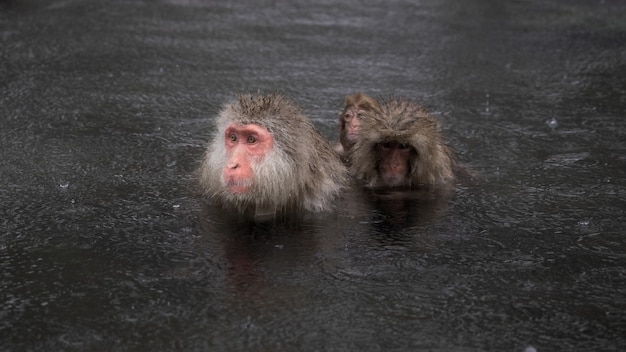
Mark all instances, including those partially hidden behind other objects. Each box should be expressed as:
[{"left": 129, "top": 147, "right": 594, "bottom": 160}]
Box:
[
  {"left": 349, "top": 98, "right": 455, "bottom": 188},
  {"left": 339, "top": 93, "right": 380, "bottom": 153},
  {"left": 199, "top": 93, "right": 348, "bottom": 217}
]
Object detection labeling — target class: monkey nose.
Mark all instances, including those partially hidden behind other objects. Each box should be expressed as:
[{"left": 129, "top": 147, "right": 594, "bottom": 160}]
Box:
[{"left": 227, "top": 161, "right": 239, "bottom": 169}]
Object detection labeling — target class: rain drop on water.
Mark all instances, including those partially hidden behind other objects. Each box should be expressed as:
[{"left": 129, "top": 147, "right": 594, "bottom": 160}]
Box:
[
  {"left": 545, "top": 117, "right": 558, "bottom": 129},
  {"left": 484, "top": 92, "right": 490, "bottom": 113}
]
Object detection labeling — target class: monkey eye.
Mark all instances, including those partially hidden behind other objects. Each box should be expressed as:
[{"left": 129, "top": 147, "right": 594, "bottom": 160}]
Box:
[
  {"left": 381, "top": 142, "right": 409, "bottom": 150},
  {"left": 228, "top": 133, "right": 237, "bottom": 142},
  {"left": 246, "top": 135, "right": 257, "bottom": 144}
]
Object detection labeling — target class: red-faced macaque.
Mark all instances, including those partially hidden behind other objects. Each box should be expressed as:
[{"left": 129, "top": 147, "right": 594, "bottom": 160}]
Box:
[
  {"left": 350, "top": 98, "right": 455, "bottom": 188},
  {"left": 335, "top": 93, "right": 380, "bottom": 155},
  {"left": 199, "top": 93, "right": 348, "bottom": 217}
]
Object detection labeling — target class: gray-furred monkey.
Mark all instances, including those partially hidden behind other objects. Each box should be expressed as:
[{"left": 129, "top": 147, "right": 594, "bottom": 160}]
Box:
[
  {"left": 199, "top": 93, "right": 348, "bottom": 218},
  {"left": 350, "top": 97, "right": 455, "bottom": 188}
]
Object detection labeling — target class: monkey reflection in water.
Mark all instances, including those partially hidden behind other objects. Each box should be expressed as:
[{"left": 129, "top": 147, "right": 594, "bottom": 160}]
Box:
[{"left": 198, "top": 93, "right": 348, "bottom": 220}]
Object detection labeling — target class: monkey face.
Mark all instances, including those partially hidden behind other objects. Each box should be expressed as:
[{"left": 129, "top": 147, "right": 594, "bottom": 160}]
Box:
[
  {"left": 222, "top": 123, "right": 274, "bottom": 194},
  {"left": 377, "top": 141, "right": 412, "bottom": 187},
  {"left": 200, "top": 93, "right": 348, "bottom": 216},
  {"left": 342, "top": 106, "right": 363, "bottom": 143}
]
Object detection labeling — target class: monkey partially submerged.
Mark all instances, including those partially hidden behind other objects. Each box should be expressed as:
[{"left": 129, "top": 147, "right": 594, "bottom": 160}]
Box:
[
  {"left": 335, "top": 93, "right": 380, "bottom": 155},
  {"left": 349, "top": 98, "right": 456, "bottom": 188},
  {"left": 199, "top": 93, "right": 348, "bottom": 218}
]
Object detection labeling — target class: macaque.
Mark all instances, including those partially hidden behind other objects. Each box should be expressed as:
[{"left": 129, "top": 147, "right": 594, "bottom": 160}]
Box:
[
  {"left": 199, "top": 93, "right": 348, "bottom": 217},
  {"left": 350, "top": 98, "right": 455, "bottom": 188},
  {"left": 335, "top": 93, "right": 380, "bottom": 155}
]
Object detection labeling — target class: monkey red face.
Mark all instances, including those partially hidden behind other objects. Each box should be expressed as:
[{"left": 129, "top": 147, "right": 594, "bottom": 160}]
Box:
[
  {"left": 378, "top": 141, "right": 412, "bottom": 187},
  {"left": 222, "top": 123, "right": 274, "bottom": 194},
  {"left": 343, "top": 107, "right": 363, "bottom": 142}
]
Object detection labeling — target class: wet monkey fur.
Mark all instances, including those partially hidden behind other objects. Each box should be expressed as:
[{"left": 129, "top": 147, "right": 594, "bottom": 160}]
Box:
[
  {"left": 335, "top": 93, "right": 380, "bottom": 155},
  {"left": 199, "top": 93, "right": 348, "bottom": 217},
  {"left": 349, "top": 98, "right": 455, "bottom": 188}
]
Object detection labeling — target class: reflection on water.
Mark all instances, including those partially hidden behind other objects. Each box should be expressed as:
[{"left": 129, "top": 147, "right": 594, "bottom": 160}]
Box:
[
  {"left": 1, "top": 0, "right": 625, "bottom": 351},
  {"left": 361, "top": 185, "right": 455, "bottom": 232}
]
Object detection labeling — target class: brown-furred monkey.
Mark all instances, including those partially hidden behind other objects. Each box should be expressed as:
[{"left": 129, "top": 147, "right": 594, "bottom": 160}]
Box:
[
  {"left": 335, "top": 93, "right": 380, "bottom": 155},
  {"left": 198, "top": 93, "right": 348, "bottom": 218},
  {"left": 349, "top": 98, "right": 455, "bottom": 188}
]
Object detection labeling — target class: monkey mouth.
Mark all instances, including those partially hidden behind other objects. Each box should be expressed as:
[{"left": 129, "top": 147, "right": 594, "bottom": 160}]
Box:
[
  {"left": 347, "top": 132, "right": 359, "bottom": 139},
  {"left": 380, "top": 171, "right": 410, "bottom": 188},
  {"left": 224, "top": 179, "right": 253, "bottom": 194}
]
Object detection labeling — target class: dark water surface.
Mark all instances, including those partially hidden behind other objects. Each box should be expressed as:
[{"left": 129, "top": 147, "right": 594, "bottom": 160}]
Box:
[{"left": 1, "top": 0, "right": 625, "bottom": 351}]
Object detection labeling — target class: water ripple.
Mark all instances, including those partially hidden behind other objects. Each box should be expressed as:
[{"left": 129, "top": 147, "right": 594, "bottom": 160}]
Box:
[{"left": 576, "top": 232, "right": 625, "bottom": 258}]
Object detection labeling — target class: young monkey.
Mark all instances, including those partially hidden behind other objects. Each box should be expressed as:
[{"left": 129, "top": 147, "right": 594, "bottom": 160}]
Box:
[{"left": 334, "top": 93, "right": 380, "bottom": 155}]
